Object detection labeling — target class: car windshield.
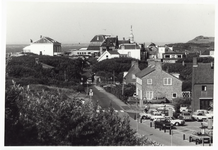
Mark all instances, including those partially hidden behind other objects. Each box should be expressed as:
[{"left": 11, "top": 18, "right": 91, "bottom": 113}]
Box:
[{"left": 183, "top": 113, "right": 190, "bottom": 116}]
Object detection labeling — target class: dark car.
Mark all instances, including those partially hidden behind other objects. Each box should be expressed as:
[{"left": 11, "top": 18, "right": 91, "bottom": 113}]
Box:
[{"left": 154, "top": 118, "right": 173, "bottom": 129}]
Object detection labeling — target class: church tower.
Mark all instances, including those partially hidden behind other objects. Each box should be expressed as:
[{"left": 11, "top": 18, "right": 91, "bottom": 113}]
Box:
[{"left": 129, "top": 25, "right": 134, "bottom": 43}]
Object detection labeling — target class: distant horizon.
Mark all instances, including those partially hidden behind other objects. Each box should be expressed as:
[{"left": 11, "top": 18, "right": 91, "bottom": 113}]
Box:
[{"left": 5, "top": 1, "right": 215, "bottom": 45}]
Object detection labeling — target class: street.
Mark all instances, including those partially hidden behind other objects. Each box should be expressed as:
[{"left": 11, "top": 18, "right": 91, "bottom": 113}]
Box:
[{"left": 90, "top": 85, "right": 203, "bottom": 146}]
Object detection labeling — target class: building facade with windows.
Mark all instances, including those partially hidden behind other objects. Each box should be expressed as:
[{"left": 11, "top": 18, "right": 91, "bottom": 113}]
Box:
[
  {"left": 191, "top": 57, "right": 214, "bottom": 111},
  {"left": 135, "top": 59, "right": 183, "bottom": 106}
]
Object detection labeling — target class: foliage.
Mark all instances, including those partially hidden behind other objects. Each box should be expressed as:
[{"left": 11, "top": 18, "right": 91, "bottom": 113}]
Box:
[
  {"left": 104, "top": 83, "right": 136, "bottom": 103},
  {"left": 171, "top": 97, "right": 192, "bottom": 113},
  {"left": 92, "top": 58, "right": 147, "bottom": 83},
  {"left": 5, "top": 81, "right": 145, "bottom": 146},
  {"left": 6, "top": 55, "right": 84, "bottom": 90}
]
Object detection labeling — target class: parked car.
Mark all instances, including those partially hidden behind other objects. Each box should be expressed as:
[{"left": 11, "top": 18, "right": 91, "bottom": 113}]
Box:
[
  {"left": 139, "top": 109, "right": 158, "bottom": 119},
  {"left": 146, "top": 97, "right": 168, "bottom": 104},
  {"left": 154, "top": 118, "right": 173, "bottom": 129},
  {"left": 165, "top": 116, "right": 185, "bottom": 126},
  {"left": 179, "top": 112, "right": 193, "bottom": 121},
  {"left": 205, "top": 111, "right": 213, "bottom": 119},
  {"left": 192, "top": 112, "right": 208, "bottom": 122},
  {"left": 150, "top": 112, "right": 165, "bottom": 121}
]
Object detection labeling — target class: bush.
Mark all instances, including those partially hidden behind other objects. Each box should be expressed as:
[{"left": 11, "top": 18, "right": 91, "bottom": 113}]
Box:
[{"left": 5, "top": 81, "right": 146, "bottom": 146}]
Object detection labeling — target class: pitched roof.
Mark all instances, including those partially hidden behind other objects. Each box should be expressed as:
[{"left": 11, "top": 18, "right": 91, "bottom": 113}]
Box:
[
  {"left": 124, "top": 63, "right": 141, "bottom": 79},
  {"left": 34, "top": 37, "right": 61, "bottom": 44},
  {"left": 193, "top": 63, "right": 214, "bottom": 84},
  {"left": 108, "top": 50, "right": 120, "bottom": 55},
  {"left": 135, "top": 66, "right": 155, "bottom": 78},
  {"left": 101, "top": 37, "right": 118, "bottom": 47}
]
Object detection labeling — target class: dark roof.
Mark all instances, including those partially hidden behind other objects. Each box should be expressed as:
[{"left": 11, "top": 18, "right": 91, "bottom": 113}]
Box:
[
  {"left": 119, "top": 43, "right": 140, "bottom": 49},
  {"left": 34, "top": 37, "right": 61, "bottom": 44},
  {"left": 136, "top": 66, "right": 155, "bottom": 78},
  {"left": 108, "top": 51, "right": 120, "bottom": 55},
  {"left": 90, "top": 35, "right": 108, "bottom": 42},
  {"left": 118, "top": 39, "right": 130, "bottom": 45},
  {"left": 125, "top": 63, "right": 141, "bottom": 78},
  {"left": 87, "top": 46, "right": 101, "bottom": 50},
  {"left": 101, "top": 37, "right": 118, "bottom": 47},
  {"left": 193, "top": 63, "right": 214, "bottom": 84}
]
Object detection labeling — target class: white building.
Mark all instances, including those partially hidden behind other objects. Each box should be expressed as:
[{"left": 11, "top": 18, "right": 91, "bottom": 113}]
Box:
[
  {"left": 23, "top": 35, "right": 61, "bottom": 56},
  {"left": 118, "top": 43, "right": 141, "bottom": 60},
  {"left": 97, "top": 50, "right": 120, "bottom": 62}
]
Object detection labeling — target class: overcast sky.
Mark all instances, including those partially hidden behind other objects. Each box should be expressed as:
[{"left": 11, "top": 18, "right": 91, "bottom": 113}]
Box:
[{"left": 5, "top": 0, "right": 215, "bottom": 44}]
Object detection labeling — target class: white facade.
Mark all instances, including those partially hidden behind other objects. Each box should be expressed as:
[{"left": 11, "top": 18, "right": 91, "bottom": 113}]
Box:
[
  {"left": 23, "top": 36, "right": 61, "bottom": 56},
  {"left": 97, "top": 50, "right": 120, "bottom": 62},
  {"left": 23, "top": 43, "right": 54, "bottom": 56},
  {"left": 118, "top": 49, "right": 140, "bottom": 60}
]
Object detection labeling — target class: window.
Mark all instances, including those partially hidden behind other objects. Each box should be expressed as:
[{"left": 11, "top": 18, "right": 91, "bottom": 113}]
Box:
[
  {"left": 172, "top": 93, "right": 177, "bottom": 98},
  {"left": 88, "top": 52, "right": 91, "bottom": 54},
  {"left": 146, "top": 91, "right": 153, "bottom": 100},
  {"left": 132, "top": 74, "right": 136, "bottom": 79},
  {"left": 147, "top": 79, "right": 152, "bottom": 85},
  {"left": 202, "top": 86, "right": 207, "bottom": 91},
  {"left": 165, "top": 55, "right": 170, "bottom": 58},
  {"left": 163, "top": 78, "right": 172, "bottom": 85},
  {"left": 177, "top": 55, "right": 182, "bottom": 58}
]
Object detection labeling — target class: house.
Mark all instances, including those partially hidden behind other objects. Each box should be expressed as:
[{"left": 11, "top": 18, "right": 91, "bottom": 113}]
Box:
[
  {"left": 147, "top": 43, "right": 158, "bottom": 59},
  {"left": 157, "top": 45, "right": 173, "bottom": 59},
  {"left": 87, "top": 34, "right": 111, "bottom": 51},
  {"left": 123, "top": 60, "right": 141, "bottom": 84},
  {"left": 191, "top": 57, "right": 214, "bottom": 111},
  {"left": 135, "top": 59, "right": 183, "bottom": 107},
  {"left": 162, "top": 52, "right": 184, "bottom": 63},
  {"left": 23, "top": 35, "right": 61, "bottom": 56},
  {"left": 97, "top": 50, "right": 120, "bottom": 62},
  {"left": 70, "top": 48, "right": 99, "bottom": 58},
  {"left": 118, "top": 43, "right": 141, "bottom": 60},
  {"left": 100, "top": 36, "right": 119, "bottom": 53},
  {"left": 199, "top": 50, "right": 214, "bottom": 58}
]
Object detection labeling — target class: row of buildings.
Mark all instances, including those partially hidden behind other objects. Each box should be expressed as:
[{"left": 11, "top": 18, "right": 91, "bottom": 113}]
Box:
[
  {"left": 23, "top": 26, "right": 194, "bottom": 64},
  {"left": 123, "top": 57, "right": 214, "bottom": 112}
]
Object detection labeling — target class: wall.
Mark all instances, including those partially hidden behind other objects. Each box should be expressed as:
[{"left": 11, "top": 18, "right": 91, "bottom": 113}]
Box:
[
  {"left": 118, "top": 49, "right": 140, "bottom": 60},
  {"left": 30, "top": 43, "right": 53, "bottom": 56},
  {"left": 192, "top": 84, "right": 213, "bottom": 111},
  {"left": 141, "top": 69, "right": 183, "bottom": 101}
]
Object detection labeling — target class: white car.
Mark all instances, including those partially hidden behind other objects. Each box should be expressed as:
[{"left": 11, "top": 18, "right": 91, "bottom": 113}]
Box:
[
  {"left": 150, "top": 112, "right": 165, "bottom": 121},
  {"left": 192, "top": 112, "right": 208, "bottom": 121},
  {"left": 139, "top": 109, "right": 158, "bottom": 119},
  {"left": 205, "top": 111, "right": 213, "bottom": 119},
  {"left": 165, "top": 117, "right": 185, "bottom": 126}
]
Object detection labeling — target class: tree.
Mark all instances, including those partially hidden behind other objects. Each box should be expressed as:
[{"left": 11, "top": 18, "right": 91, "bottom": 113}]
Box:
[{"left": 5, "top": 81, "right": 146, "bottom": 146}]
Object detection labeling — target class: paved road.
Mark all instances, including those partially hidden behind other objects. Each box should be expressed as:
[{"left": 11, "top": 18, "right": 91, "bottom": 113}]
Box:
[{"left": 90, "top": 85, "right": 202, "bottom": 146}]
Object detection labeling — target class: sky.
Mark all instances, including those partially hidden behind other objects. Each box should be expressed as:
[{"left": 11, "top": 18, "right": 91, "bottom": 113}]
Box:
[{"left": 3, "top": 0, "right": 216, "bottom": 44}]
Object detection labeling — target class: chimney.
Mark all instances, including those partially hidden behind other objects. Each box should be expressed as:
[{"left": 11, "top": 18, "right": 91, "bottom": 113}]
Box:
[
  {"left": 40, "top": 35, "right": 42, "bottom": 38},
  {"left": 30, "top": 39, "right": 33, "bottom": 43},
  {"left": 123, "top": 37, "right": 125, "bottom": 41},
  {"left": 193, "top": 57, "right": 198, "bottom": 67}
]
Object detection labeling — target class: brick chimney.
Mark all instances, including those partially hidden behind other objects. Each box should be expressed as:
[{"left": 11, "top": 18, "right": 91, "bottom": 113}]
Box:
[{"left": 193, "top": 57, "right": 198, "bottom": 67}]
